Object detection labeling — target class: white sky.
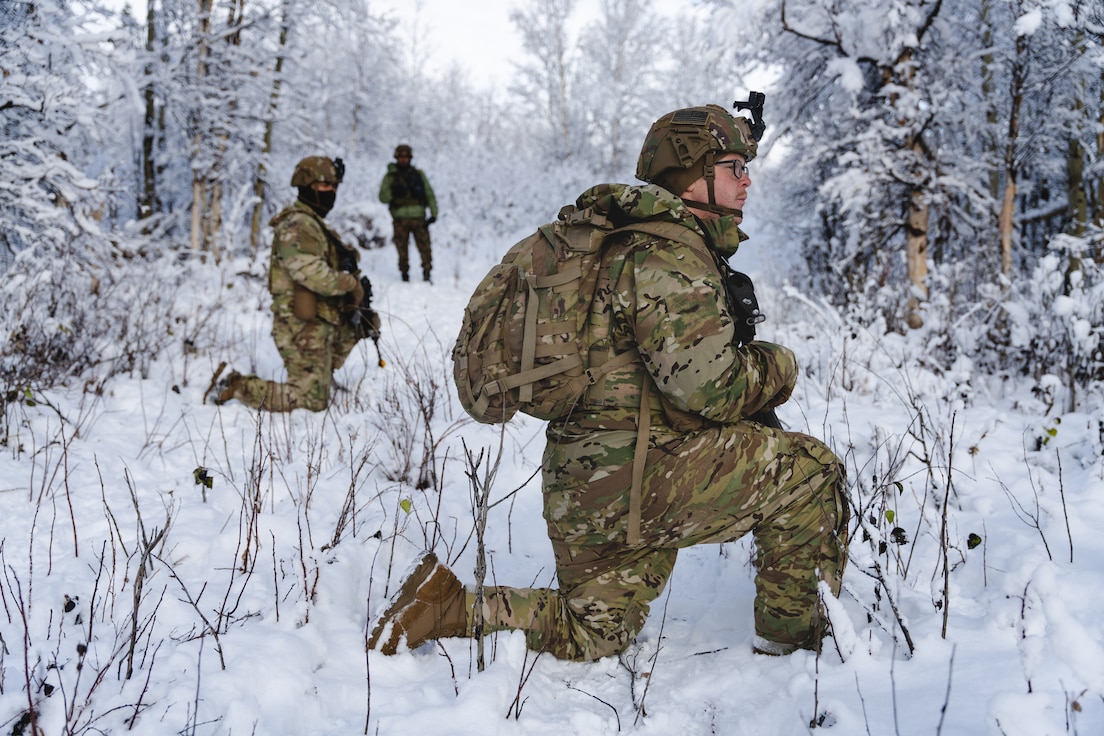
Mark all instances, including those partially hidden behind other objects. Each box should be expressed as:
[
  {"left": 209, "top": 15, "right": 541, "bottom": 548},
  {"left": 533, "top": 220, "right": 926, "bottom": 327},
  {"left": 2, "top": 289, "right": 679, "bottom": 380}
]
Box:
[
  {"left": 370, "top": 0, "right": 526, "bottom": 88},
  {"left": 111, "top": 0, "right": 689, "bottom": 90},
  {"left": 371, "top": 0, "right": 691, "bottom": 89}
]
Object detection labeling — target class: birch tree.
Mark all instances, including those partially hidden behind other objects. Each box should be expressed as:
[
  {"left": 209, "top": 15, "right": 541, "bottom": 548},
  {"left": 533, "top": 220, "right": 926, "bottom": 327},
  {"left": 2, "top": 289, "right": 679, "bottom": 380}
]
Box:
[
  {"left": 577, "top": 0, "right": 663, "bottom": 178},
  {"left": 509, "top": 0, "right": 583, "bottom": 161}
]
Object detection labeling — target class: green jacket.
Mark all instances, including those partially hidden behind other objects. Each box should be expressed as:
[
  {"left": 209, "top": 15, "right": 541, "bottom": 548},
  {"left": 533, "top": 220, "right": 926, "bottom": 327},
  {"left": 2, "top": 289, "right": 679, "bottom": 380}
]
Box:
[
  {"left": 378, "top": 163, "right": 438, "bottom": 220},
  {"left": 268, "top": 200, "right": 358, "bottom": 325}
]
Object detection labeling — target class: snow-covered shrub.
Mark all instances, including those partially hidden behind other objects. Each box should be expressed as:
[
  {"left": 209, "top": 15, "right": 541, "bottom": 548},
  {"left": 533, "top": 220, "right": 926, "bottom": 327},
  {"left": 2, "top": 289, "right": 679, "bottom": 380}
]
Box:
[
  {"left": 979, "top": 230, "right": 1104, "bottom": 412},
  {"left": 0, "top": 233, "right": 232, "bottom": 414}
]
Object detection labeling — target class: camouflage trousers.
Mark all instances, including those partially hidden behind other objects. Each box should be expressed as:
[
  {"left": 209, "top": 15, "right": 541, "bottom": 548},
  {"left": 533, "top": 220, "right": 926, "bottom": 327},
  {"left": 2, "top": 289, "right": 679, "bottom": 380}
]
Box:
[
  {"left": 392, "top": 217, "right": 432, "bottom": 277},
  {"left": 472, "top": 422, "right": 849, "bottom": 661},
  {"left": 234, "top": 311, "right": 359, "bottom": 412}
]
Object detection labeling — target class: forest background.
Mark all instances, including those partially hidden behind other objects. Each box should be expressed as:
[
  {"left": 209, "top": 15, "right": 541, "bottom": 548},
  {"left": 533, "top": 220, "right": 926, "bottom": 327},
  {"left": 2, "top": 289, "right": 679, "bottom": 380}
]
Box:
[{"left": 2, "top": 0, "right": 1104, "bottom": 734}]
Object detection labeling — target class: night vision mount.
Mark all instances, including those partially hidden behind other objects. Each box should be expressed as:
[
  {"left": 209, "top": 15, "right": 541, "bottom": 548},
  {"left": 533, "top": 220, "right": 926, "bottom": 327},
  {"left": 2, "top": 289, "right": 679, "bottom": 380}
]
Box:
[{"left": 733, "top": 92, "right": 766, "bottom": 141}]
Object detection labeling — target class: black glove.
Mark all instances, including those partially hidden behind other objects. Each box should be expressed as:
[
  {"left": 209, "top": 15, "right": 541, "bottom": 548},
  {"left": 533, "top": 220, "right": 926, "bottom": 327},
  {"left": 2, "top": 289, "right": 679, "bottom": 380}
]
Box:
[{"left": 426, "top": 216, "right": 436, "bottom": 225}]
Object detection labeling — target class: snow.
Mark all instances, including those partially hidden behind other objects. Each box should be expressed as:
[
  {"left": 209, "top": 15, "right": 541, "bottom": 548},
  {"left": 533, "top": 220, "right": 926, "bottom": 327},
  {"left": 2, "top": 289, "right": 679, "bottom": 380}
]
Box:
[
  {"left": 826, "top": 57, "right": 866, "bottom": 95},
  {"left": 2, "top": 185, "right": 1103, "bottom": 736},
  {"left": 1016, "top": 9, "right": 1045, "bottom": 36}
]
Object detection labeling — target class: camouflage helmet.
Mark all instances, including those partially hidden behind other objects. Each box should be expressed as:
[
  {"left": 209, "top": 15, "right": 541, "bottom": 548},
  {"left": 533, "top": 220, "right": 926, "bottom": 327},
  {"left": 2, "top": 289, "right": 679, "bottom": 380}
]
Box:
[
  {"left": 394, "top": 144, "right": 413, "bottom": 158},
  {"left": 290, "top": 156, "right": 342, "bottom": 187},
  {"left": 636, "top": 105, "right": 757, "bottom": 194}
]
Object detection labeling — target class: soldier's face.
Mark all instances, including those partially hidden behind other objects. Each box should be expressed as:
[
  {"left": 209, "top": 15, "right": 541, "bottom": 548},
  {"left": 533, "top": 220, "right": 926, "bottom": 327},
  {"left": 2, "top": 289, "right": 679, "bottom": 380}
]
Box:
[
  {"left": 395, "top": 155, "right": 412, "bottom": 168},
  {"left": 682, "top": 154, "right": 750, "bottom": 223}
]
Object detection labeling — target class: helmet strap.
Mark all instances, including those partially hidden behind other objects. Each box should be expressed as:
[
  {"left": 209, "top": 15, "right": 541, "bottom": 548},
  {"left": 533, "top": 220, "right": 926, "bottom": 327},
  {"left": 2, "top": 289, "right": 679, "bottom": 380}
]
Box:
[
  {"left": 703, "top": 150, "right": 717, "bottom": 208},
  {"left": 679, "top": 150, "right": 743, "bottom": 218},
  {"left": 680, "top": 194, "right": 744, "bottom": 219}
]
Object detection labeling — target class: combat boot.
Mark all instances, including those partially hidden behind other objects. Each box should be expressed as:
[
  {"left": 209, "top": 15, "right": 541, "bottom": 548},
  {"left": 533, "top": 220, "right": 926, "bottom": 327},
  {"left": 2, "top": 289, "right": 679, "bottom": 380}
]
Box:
[
  {"left": 752, "top": 636, "right": 801, "bottom": 656},
  {"left": 368, "top": 552, "right": 468, "bottom": 655},
  {"left": 752, "top": 617, "right": 828, "bottom": 656},
  {"left": 422, "top": 269, "right": 431, "bottom": 283},
  {"left": 401, "top": 271, "right": 410, "bottom": 282},
  {"left": 204, "top": 363, "right": 242, "bottom": 406}
]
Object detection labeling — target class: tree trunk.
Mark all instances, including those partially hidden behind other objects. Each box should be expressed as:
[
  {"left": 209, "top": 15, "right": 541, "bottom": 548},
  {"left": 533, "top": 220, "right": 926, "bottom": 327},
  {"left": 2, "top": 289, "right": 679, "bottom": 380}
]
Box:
[
  {"left": 1096, "top": 69, "right": 1104, "bottom": 239},
  {"left": 203, "top": 0, "right": 244, "bottom": 260},
  {"left": 251, "top": 0, "right": 289, "bottom": 250},
  {"left": 139, "top": 0, "right": 158, "bottom": 219},
  {"left": 189, "top": 0, "right": 214, "bottom": 255},
  {"left": 998, "top": 33, "right": 1027, "bottom": 278},
  {"left": 1068, "top": 135, "right": 1087, "bottom": 237},
  {"left": 905, "top": 179, "right": 930, "bottom": 329},
  {"left": 1066, "top": 35, "right": 1090, "bottom": 239},
  {"left": 980, "top": 0, "right": 1000, "bottom": 200},
  {"left": 895, "top": 48, "right": 931, "bottom": 329}
]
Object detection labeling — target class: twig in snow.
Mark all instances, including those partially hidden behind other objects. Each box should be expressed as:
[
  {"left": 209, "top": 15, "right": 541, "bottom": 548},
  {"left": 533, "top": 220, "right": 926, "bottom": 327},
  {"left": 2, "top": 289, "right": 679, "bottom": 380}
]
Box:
[
  {"left": 1056, "top": 450, "right": 1073, "bottom": 563},
  {"left": 634, "top": 582, "right": 673, "bottom": 726},
  {"left": 936, "top": 645, "right": 956, "bottom": 735},
  {"left": 566, "top": 683, "right": 620, "bottom": 731}
]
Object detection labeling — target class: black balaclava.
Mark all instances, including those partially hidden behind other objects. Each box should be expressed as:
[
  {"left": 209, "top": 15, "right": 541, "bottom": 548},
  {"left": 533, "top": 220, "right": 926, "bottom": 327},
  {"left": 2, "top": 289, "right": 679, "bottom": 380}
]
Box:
[{"left": 298, "top": 186, "right": 336, "bottom": 217}]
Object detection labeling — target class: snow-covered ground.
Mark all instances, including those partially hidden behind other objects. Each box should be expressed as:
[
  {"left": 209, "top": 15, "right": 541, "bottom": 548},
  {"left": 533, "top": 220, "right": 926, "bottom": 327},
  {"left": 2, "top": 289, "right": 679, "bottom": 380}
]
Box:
[{"left": 2, "top": 188, "right": 1103, "bottom": 736}]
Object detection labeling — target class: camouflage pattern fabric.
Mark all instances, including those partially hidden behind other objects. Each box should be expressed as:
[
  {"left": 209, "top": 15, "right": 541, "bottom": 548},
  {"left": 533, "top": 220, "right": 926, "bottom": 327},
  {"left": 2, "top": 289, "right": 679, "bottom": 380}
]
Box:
[
  {"left": 233, "top": 307, "right": 359, "bottom": 412},
  {"left": 391, "top": 217, "right": 432, "bottom": 277},
  {"left": 233, "top": 200, "right": 360, "bottom": 412},
  {"left": 636, "top": 105, "right": 758, "bottom": 195},
  {"left": 470, "top": 183, "right": 849, "bottom": 660},
  {"left": 290, "top": 156, "right": 341, "bottom": 187}
]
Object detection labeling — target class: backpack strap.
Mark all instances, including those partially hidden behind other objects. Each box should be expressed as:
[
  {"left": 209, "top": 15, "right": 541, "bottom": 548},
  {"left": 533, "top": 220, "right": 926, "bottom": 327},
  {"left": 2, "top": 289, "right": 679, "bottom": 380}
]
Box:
[
  {"left": 602, "top": 219, "right": 704, "bottom": 546},
  {"left": 627, "top": 375, "right": 651, "bottom": 545},
  {"left": 609, "top": 220, "right": 709, "bottom": 252}
]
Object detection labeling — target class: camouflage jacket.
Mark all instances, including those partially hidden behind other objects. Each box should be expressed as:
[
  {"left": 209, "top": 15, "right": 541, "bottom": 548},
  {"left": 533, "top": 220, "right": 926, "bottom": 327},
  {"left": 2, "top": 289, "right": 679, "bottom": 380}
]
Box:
[
  {"left": 378, "top": 164, "right": 438, "bottom": 221},
  {"left": 554, "top": 183, "right": 798, "bottom": 439},
  {"left": 268, "top": 200, "right": 358, "bottom": 325}
]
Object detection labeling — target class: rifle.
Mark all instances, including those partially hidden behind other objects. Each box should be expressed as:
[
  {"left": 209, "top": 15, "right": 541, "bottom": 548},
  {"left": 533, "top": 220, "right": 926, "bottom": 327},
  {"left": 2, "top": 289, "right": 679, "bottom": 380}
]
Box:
[
  {"left": 352, "top": 275, "right": 384, "bottom": 367},
  {"left": 336, "top": 241, "right": 386, "bottom": 368}
]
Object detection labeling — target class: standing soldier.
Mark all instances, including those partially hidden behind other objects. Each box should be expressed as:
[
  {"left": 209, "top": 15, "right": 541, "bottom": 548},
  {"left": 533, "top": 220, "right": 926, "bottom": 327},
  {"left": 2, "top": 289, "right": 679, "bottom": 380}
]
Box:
[
  {"left": 207, "top": 156, "right": 378, "bottom": 412},
  {"left": 379, "top": 144, "right": 438, "bottom": 282},
  {"left": 369, "top": 103, "right": 849, "bottom": 660}
]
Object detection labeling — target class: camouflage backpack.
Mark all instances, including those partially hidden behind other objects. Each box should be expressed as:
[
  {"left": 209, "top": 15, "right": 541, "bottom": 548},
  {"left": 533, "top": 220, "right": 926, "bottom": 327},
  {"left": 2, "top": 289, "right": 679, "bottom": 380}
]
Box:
[{"left": 452, "top": 204, "right": 661, "bottom": 424}]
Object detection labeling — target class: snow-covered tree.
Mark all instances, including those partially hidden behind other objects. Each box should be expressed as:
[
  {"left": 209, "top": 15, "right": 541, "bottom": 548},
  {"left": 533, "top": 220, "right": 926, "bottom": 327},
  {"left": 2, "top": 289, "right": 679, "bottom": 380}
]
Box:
[
  {"left": 509, "top": 0, "right": 585, "bottom": 161},
  {"left": 576, "top": 0, "right": 663, "bottom": 178},
  {"left": 0, "top": 0, "right": 111, "bottom": 269}
]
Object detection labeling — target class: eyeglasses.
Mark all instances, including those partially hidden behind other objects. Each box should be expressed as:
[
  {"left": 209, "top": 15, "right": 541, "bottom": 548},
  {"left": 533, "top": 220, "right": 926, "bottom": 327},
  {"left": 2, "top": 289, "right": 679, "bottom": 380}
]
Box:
[{"left": 715, "top": 159, "right": 750, "bottom": 180}]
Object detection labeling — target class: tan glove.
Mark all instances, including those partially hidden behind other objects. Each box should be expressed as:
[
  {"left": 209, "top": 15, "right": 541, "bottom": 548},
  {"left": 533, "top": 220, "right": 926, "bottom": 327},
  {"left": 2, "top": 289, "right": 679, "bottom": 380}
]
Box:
[
  {"left": 747, "top": 342, "right": 798, "bottom": 410},
  {"left": 350, "top": 278, "right": 365, "bottom": 307}
]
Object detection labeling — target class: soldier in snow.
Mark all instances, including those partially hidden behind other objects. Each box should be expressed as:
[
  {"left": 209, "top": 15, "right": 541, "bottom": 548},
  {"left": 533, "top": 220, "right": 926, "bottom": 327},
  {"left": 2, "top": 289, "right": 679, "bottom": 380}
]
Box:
[
  {"left": 208, "top": 156, "right": 377, "bottom": 412},
  {"left": 378, "top": 144, "right": 438, "bottom": 282},
  {"left": 369, "top": 106, "right": 849, "bottom": 659}
]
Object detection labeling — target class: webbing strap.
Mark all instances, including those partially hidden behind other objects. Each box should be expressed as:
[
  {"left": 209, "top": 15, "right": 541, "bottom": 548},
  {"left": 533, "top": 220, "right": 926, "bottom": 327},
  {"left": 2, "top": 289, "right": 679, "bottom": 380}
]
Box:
[
  {"left": 533, "top": 262, "right": 581, "bottom": 289},
  {"left": 471, "top": 353, "right": 585, "bottom": 418},
  {"left": 610, "top": 221, "right": 708, "bottom": 252},
  {"left": 519, "top": 275, "right": 539, "bottom": 402},
  {"left": 587, "top": 348, "right": 638, "bottom": 376},
  {"left": 627, "top": 375, "right": 651, "bottom": 546},
  {"left": 484, "top": 353, "right": 583, "bottom": 395}
]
